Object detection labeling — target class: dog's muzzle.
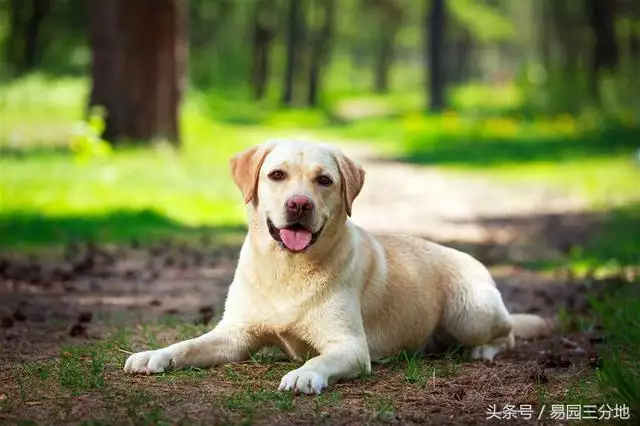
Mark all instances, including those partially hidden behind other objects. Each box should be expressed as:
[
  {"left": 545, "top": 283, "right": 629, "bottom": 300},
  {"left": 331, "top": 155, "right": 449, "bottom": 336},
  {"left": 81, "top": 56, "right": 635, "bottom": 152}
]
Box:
[{"left": 267, "top": 218, "right": 324, "bottom": 253}]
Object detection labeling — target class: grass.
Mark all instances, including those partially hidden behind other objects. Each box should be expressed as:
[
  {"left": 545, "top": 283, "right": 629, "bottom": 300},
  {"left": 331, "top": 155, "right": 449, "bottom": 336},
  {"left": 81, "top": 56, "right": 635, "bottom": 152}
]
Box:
[
  {"left": 326, "top": 92, "right": 640, "bottom": 274},
  {"left": 332, "top": 111, "right": 640, "bottom": 204},
  {"left": 392, "top": 350, "right": 461, "bottom": 387},
  {"left": 1, "top": 322, "right": 408, "bottom": 424},
  {"left": 0, "top": 322, "right": 456, "bottom": 424},
  {"left": 591, "top": 288, "right": 640, "bottom": 414},
  {"left": 0, "top": 77, "right": 329, "bottom": 252},
  {"left": 2, "top": 74, "right": 638, "bottom": 253},
  {"left": 6, "top": 320, "right": 624, "bottom": 425}
]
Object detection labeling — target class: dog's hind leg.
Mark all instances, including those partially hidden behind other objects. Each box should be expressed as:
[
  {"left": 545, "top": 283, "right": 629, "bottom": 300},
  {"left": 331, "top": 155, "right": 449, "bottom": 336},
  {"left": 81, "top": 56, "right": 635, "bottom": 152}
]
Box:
[
  {"left": 468, "top": 333, "right": 514, "bottom": 362},
  {"left": 441, "top": 284, "right": 515, "bottom": 362}
]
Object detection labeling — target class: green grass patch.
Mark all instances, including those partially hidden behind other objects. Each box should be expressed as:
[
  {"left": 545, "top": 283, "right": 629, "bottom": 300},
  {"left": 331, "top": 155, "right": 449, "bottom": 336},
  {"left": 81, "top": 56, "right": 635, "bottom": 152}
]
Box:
[
  {"left": 365, "top": 394, "right": 396, "bottom": 422},
  {"left": 228, "top": 388, "right": 295, "bottom": 411},
  {"left": 15, "top": 344, "right": 109, "bottom": 400},
  {"left": 330, "top": 108, "right": 639, "bottom": 206},
  {"left": 0, "top": 75, "right": 87, "bottom": 147},
  {"left": 591, "top": 287, "right": 640, "bottom": 414},
  {"left": 0, "top": 76, "right": 329, "bottom": 253},
  {"left": 551, "top": 285, "right": 640, "bottom": 416},
  {"left": 388, "top": 350, "right": 461, "bottom": 387}
]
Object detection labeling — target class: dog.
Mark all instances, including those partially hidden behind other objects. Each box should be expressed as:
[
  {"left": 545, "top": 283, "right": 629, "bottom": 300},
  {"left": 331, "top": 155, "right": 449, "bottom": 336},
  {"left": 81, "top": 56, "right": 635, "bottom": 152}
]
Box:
[{"left": 124, "top": 139, "right": 551, "bottom": 394}]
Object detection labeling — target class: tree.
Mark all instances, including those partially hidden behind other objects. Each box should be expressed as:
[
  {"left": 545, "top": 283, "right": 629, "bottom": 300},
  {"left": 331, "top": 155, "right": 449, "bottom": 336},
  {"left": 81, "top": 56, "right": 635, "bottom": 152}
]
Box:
[
  {"left": 547, "top": 0, "right": 583, "bottom": 75},
  {"left": 88, "top": 0, "right": 123, "bottom": 141},
  {"left": 585, "top": 0, "right": 619, "bottom": 97},
  {"left": 370, "top": 0, "right": 403, "bottom": 93},
  {"left": 88, "top": 0, "right": 187, "bottom": 145},
  {"left": 282, "top": 0, "right": 305, "bottom": 106},
  {"left": 307, "top": 0, "right": 336, "bottom": 106},
  {"left": 4, "top": 0, "right": 50, "bottom": 75},
  {"left": 426, "top": 0, "right": 447, "bottom": 112},
  {"left": 250, "top": 0, "right": 277, "bottom": 100}
]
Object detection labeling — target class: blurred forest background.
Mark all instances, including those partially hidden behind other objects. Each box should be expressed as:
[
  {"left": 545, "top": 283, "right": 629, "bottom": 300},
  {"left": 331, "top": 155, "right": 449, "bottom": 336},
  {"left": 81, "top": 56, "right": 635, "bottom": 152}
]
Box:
[
  {"left": 0, "top": 0, "right": 638, "bottom": 264},
  {"left": 1, "top": 1, "right": 639, "bottom": 423}
]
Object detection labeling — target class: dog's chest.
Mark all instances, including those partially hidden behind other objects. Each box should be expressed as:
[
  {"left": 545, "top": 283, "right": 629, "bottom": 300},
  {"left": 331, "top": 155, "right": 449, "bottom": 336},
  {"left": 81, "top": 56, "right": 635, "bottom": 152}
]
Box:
[
  {"left": 238, "top": 296, "right": 317, "bottom": 361},
  {"left": 229, "top": 281, "right": 322, "bottom": 358},
  {"left": 242, "top": 287, "right": 314, "bottom": 328}
]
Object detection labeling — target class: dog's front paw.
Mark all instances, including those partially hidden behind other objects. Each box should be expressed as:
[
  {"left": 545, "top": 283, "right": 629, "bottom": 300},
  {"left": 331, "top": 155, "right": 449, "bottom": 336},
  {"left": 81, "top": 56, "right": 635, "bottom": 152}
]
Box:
[
  {"left": 278, "top": 368, "right": 328, "bottom": 395},
  {"left": 124, "top": 349, "right": 173, "bottom": 374}
]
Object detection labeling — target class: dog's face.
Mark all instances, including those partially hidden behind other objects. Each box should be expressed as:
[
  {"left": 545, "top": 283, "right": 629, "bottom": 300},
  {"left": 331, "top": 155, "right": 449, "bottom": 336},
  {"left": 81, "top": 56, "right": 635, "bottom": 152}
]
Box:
[{"left": 230, "top": 140, "right": 365, "bottom": 253}]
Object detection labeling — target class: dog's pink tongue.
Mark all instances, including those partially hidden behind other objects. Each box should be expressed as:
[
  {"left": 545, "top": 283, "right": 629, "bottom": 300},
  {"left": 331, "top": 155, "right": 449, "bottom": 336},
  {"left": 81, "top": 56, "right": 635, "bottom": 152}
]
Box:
[{"left": 279, "top": 228, "right": 312, "bottom": 251}]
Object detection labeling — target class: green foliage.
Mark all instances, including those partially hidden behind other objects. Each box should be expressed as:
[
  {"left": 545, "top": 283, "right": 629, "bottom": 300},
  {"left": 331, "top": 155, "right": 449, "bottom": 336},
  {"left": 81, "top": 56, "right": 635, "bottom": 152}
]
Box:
[
  {"left": 0, "top": 75, "right": 87, "bottom": 146},
  {"left": 0, "top": 78, "right": 260, "bottom": 251},
  {"left": 69, "top": 106, "right": 112, "bottom": 161},
  {"left": 1, "top": 75, "right": 639, "bottom": 256},
  {"left": 449, "top": 0, "right": 515, "bottom": 42}
]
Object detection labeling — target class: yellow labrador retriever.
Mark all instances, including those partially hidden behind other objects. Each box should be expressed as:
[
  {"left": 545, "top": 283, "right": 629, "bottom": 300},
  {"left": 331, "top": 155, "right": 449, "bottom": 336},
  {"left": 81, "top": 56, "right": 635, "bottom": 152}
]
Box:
[{"left": 124, "top": 139, "right": 551, "bottom": 394}]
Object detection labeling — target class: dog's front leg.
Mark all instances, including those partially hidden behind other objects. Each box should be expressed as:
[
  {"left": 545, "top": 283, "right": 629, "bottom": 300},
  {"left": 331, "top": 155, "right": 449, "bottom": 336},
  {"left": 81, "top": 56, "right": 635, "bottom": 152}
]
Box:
[
  {"left": 124, "top": 322, "right": 254, "bottom": 374},
  {"left": 279, "top": 320, "right": 371, "bottom": 395}
]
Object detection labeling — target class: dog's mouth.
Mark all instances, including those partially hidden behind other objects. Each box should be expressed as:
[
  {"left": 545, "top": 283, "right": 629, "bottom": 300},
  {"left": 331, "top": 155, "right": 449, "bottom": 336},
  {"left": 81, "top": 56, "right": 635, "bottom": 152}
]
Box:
[{"left": 267, "top": 219, "right": 324, "bottom": 253}]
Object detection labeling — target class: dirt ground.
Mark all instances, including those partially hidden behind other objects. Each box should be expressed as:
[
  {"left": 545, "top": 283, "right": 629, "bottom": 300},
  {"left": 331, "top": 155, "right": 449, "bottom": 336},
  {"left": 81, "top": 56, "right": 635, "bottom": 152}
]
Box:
[{"left": 0, "top": 144, "right": 623, "bottom": 425}]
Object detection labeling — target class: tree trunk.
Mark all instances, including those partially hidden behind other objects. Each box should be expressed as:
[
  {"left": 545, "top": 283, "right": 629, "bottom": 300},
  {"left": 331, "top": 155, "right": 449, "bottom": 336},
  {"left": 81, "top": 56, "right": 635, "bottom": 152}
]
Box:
[
  {"left": 88, "top": 0, "right": 187, "bottom": 146},
  {"left": 88, "top": 0, "right": 124, "bottom": 140},
  {"left": 5, "top": 0, "right": 25, "bottom": 74},
  {"left": 5, "top": 0, "right": 49, "bottom": 75},
  {"left": 451, "top": 29, "right": 471, "bottom": 85},
  {"left": 586, "top": 0, "right": 619, "bottom": 97},
  {"left": 551, "top": 0, "right": 581, "bottom": 75},
  {"left": 307, "top": 0, "right": 335, "bottom": 107},
  {"left": 282, "top": 0, "right": 303, "bottom": 106},
  {"left": 373, "top": 35, "right": 394, "bottom": 93},
  {"left": 370, "top": 0, "right": 402, "bottom": 94},
  {"left": 539, "top": 0, "right": 553, "bottom": 71},
  {"left": 426, "top": 0, "right": 446, "bottom": 112},
  {"left": 24, "top": 0, "right": 49, "bottom": 71},
  {"left": 251, "top": 0, "right": 276, "bottom": 100},
  {"left": 630, "top": 16, "right": 640, "bottom": 72}
]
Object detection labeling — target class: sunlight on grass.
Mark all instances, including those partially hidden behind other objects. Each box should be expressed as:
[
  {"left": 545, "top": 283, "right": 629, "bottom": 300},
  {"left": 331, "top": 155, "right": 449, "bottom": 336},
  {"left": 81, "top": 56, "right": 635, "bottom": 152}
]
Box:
[
  {"left": 481, "top": 156, "right": 640, "bottom": 206},
  {"left": 0, "top": 76, "right": 357, "bottom": 250},
  {"left": 450, "top": 82, "right": 523, "bottom": 112},
  {"left": 0, "top": 77, "right": 258, "bottom": 250},
  {"left": 1, "top": 75, "right": 638, "bottom": 252},
  {"left": 337, "top": 108, "right": 639, "bottom": 206},
  {"left": 0, "top": 75, "right": 87, "bottom": 146}
]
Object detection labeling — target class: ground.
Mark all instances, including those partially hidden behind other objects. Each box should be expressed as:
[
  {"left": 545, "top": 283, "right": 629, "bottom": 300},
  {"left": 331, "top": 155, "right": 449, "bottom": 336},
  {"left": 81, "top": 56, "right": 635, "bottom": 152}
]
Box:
[{"left": 1, "top": 140, "right": 627, "bottom": 426}]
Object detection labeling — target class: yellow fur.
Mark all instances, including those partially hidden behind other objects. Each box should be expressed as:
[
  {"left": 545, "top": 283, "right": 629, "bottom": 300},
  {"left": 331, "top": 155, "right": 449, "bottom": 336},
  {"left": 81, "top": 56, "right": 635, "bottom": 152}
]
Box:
[{"left": 124, "top": 139, "right": 550, "bottom": 394}]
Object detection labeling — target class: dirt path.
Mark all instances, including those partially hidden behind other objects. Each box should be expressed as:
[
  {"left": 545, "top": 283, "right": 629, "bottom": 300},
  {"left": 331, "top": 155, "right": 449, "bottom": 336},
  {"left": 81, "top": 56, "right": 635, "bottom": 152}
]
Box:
[
  {"left": 340, "top": 143, "right": 587, "bottom": 242},
  {"left": 0, "top": 143, "right": 611, "bottom": 425}
]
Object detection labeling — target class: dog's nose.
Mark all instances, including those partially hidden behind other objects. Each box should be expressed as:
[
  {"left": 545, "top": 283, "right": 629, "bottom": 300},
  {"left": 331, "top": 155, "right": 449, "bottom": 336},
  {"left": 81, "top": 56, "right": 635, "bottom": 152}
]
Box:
[{"left": 286, "top": 195, "right": 314, "bottom": 218}]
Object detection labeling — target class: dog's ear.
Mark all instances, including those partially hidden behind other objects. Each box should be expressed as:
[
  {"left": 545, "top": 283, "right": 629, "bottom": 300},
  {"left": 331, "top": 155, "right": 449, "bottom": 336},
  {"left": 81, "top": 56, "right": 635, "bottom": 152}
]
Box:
[
  {"left": 334, "top": 152, "right": 365, "bottom": 217},
  {"left": 229, "top": 143, "right": 273, "bottom": 204}
]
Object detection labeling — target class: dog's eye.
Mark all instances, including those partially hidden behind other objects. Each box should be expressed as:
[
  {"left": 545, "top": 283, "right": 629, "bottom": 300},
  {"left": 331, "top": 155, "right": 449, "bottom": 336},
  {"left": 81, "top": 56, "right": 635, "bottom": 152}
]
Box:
[
  {"left": 268, "top": 170, "right": 286, "bottom": 181},
  {"left": 316, "top": 175, "right": 333, "bottom": 187}
]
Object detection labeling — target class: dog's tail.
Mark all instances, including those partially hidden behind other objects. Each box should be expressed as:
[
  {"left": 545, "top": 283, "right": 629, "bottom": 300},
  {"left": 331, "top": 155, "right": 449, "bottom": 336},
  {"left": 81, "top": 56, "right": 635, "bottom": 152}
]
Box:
[{"left": 510, "top": 313, "right": 554, "bottom": 339}]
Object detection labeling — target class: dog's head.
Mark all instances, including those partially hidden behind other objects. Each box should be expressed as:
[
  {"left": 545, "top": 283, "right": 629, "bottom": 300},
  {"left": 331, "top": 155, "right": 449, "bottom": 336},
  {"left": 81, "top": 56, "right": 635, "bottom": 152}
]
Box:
[{"left": 230, "top": 140, "right": 365, "bottom": 254}]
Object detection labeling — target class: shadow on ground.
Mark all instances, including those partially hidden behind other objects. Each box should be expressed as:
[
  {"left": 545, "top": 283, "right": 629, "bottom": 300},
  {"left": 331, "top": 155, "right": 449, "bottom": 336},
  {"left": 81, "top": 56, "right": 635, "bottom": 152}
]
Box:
[
  {"left": 0, "top": 145, "right": 73, "bottom": 158},
  {"left": 394, "top": 126, "right": 639, "bottom": 166},
  {"left": 435, "top": 202, "right": 640, "bottom": 271},
  {"left": 0, "top": 209, "right": 247, "bottom": 252}
]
